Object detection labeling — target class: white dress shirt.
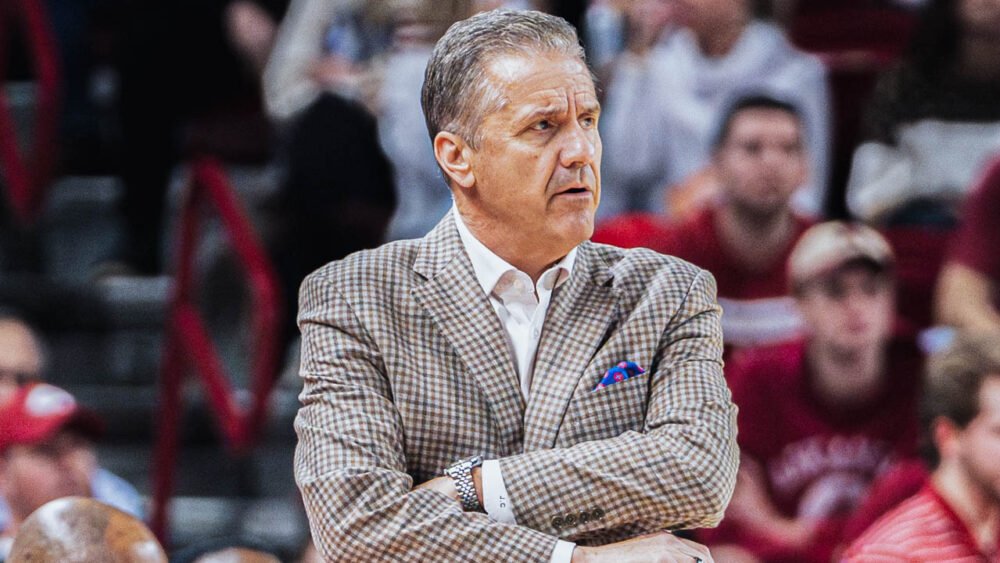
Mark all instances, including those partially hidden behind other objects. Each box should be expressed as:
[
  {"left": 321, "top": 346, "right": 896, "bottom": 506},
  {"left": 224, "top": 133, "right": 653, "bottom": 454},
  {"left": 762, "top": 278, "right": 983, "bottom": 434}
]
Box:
[{"left": 454, "top": 208, "right": 578, "bottom": 563}]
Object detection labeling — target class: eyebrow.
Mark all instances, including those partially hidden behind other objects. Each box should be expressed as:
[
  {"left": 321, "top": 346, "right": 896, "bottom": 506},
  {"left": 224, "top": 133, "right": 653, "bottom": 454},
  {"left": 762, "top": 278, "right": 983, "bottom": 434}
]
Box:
[
  {"left": 516, "top": 99, "right": 601, "bottom": 125},
  {"left": 516, "top": 104, "right": 567, "bottom": 124}
]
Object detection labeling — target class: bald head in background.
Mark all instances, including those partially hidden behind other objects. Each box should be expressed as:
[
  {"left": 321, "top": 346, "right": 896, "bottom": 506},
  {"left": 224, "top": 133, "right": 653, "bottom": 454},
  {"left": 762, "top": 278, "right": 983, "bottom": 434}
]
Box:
[
  {"left": 191, "top": 547, "right": 281, "bottom": 563},
  {"left": 7, "top": 497, "right": 165, "bottom": 563}
]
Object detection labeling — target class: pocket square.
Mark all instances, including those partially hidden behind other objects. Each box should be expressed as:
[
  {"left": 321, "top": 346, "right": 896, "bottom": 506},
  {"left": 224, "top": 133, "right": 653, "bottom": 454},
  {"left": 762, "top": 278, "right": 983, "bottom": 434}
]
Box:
[{"left": 593, "top": 361, "right": 646, "bottom": 391}]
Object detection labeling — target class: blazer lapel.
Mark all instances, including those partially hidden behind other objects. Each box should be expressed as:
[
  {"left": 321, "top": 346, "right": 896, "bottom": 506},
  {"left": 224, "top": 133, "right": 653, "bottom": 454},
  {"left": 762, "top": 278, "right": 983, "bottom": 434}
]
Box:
[
  {"left": 411, "top": 215, "right": 526, "bottom": 455},
  {"left": 523, "top": 242, "right": 618, "bottom": 450}
]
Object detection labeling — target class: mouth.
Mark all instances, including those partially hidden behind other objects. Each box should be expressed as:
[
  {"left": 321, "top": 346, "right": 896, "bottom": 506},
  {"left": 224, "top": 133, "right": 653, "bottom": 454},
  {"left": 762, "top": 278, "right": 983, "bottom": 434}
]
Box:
[{"left": 555, "top": 185, "right": 591, "bottom": 196}]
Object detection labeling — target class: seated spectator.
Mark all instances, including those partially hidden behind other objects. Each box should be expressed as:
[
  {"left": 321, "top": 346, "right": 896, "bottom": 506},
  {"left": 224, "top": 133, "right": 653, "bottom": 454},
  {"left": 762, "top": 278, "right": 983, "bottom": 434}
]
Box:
[
  {"left": 846, "top": 0, "right": 1000, "bottom": 225},
  {"left": 0, "top": 316, "right": 142, "bottom": 531},
  {"left": 6, "top": 497, "right": 166, "bottom": 563},
  {"left": 0, "top": 384, "right": 135, "bottom": 559},
  {"left": 595, "top": 95, "right": 814, "bottom": 354},
  {"left": 936, "top": 155, "right": 1000, "bottom": 334},
  {"left": 598, "top": 0, "right": 830, "bottom": 219},
  {"left": 700, "top": 221, "right": 923, "bottom": 562},
  {"left": 844, "top": 331, "right": 1000, "bottom": 561}
]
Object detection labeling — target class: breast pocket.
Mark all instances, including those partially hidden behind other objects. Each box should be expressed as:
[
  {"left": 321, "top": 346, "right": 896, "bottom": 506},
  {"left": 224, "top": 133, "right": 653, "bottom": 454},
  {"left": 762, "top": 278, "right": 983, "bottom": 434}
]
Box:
[{"left": 559, "top": 372, "right": 650, "bottom": 446}]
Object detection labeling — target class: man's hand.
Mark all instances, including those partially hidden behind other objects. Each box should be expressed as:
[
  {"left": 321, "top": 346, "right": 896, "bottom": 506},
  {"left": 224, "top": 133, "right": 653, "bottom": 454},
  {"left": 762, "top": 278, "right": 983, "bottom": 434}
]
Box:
[{"left": 572, "top": 532, "right": 713, "bottom": 563}]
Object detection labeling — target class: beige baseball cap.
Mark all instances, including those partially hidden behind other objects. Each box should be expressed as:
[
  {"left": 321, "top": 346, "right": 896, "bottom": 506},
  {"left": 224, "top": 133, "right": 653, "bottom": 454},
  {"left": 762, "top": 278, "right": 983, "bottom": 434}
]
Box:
[{"left": 787, "top": 221, "right": 894, "bottom": 290}]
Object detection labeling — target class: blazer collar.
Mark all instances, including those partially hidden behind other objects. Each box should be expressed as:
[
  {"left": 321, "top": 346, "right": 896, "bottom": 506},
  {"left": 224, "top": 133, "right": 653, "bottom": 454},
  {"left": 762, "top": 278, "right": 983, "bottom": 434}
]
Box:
[
  {"left": 412, "top": 215, "right": 618, "bottom": 452},
  {"left": 523, "top": 242, "right": 618, "bottom": 449}
]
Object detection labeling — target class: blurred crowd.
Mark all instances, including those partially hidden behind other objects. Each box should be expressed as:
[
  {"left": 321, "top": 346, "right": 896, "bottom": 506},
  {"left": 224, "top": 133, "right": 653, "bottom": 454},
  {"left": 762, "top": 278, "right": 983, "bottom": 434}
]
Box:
[{"left": 2, "top": 0, "right": 1000, "bottom": 560}]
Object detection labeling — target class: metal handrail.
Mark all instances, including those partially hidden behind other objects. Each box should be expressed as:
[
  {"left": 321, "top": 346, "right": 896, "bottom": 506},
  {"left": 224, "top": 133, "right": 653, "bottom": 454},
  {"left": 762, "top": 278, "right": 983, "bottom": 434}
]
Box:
[
  {"left": 0, "top": 0, "right": 60, "bottom": 224},
  {"left": 151, "top": 158, "right": 283, "bottom": 542}
]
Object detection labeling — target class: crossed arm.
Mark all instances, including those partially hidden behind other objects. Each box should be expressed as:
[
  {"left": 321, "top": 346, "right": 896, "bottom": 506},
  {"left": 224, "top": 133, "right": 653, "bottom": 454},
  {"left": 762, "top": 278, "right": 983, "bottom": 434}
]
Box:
[{"left": 295, "top": 270, "right": 738, "bottom": 562}]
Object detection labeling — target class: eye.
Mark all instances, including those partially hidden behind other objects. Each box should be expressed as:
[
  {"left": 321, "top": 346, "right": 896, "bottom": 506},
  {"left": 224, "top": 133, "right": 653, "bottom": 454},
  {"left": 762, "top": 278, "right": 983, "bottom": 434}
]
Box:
[
  {"left": 742, "top": 142, "right": 763, "bottom": 156},
  {"left": 580, "top": 115, "right": 597, "bottom": 129},
  {"left": 531, "top": 119, "right": 553, "bottom": 131}
]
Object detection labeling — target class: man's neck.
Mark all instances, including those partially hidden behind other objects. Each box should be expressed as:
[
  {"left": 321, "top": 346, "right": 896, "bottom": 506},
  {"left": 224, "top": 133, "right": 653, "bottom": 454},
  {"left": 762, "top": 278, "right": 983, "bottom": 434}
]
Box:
[
  {"left": 456, "top": 207, "right": 570, "bottom": 283},
  {"left": 694, "top": 13, "right": 750, "bottom": 57},
  {"left": 934, "top": 464, "right": 1000, "bottom": 555},
  {"left": 807, "top": 340, "right": 884, "bottom": 407},
  {"left": 958, "top": 34, "right": 1000, "bottom": 82},
  {"left": 716, "top": 203, "right": 795, "bottom": 272}
]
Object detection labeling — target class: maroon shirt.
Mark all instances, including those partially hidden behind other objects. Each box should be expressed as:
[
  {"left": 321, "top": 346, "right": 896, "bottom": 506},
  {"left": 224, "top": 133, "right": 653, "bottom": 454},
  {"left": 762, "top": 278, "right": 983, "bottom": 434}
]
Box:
[
  {"left": 594, "top": 208, "right": 813, "bottom": 350},
  {"left": 700, "top": 338, "right": 923, "bottom": 562},
  {"left": 950, "top": 156, "right": 1000, "bottom": 284}
]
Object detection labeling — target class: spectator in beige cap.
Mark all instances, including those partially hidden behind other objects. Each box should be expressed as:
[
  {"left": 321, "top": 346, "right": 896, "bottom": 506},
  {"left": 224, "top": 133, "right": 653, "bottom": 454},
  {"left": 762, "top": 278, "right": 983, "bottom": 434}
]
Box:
[{"left": 698, "top": 221, "right": 926, "bottom": 562}]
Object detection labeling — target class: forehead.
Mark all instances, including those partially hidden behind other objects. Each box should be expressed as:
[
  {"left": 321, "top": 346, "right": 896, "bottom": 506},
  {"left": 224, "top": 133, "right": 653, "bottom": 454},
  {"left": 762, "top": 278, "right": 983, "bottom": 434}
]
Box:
[
  {"left": 800, "top": 262, "right": 890, "bottom": 295},
  {"left": 483, "top": 53, "right": 597, "bottom": 113},
  {"left": 727, "top": 108, "right": 801, "bottom": 139}
]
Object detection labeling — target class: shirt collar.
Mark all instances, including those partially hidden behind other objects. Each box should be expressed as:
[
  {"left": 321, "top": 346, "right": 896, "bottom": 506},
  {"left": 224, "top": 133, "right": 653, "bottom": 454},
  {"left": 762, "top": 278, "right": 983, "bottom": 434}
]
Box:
[{"left": 452, "top": 206, "right": 577, "bottom": 297}]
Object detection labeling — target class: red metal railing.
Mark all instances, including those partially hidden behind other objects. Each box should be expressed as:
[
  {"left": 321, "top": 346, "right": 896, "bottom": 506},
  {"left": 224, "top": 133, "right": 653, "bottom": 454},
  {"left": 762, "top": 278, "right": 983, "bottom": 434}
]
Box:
[
  {"left": 151, "top": 158, "right": 283, "bottom": 542},
  {"left": 0, "top": 0, "right": 60, "bottom": 224}
]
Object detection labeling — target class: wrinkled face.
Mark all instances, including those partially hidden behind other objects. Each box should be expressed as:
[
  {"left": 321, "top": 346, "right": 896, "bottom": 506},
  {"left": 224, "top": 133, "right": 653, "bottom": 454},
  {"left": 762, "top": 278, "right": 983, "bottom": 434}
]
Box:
[
  {"left": 715, "top": 108, "right": 807, "bottom": 219},
  {"left": 796, "top": 265, "right": 895, "bottom": 355},
  {"left": 465, "top": 52, "right": 602, "bottom": 257},
  {"left": 954, "top": 377, "right": 1000, "bottom": 503},
  {"left": 0, "top": 321, "right": 43, "bottom": 406},
  {"left": 0, "top": 431, "right": 95, "bottom": 522},
  {"left": 960, "top": 0, "right": 1000, "bottom": 38}
]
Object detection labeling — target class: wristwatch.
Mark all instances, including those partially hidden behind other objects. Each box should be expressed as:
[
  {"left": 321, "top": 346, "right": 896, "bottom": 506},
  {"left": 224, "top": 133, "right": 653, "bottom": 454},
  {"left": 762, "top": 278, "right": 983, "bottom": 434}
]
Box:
[{"left": 444, "top": 455, "right": 484, "bottom": 512}]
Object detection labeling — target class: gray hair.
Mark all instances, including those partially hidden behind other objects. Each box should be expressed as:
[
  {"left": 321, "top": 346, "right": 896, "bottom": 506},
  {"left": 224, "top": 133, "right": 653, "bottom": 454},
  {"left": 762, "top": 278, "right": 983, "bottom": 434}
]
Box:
[{"left": 420, "top": 9, "right": 587, "bottom": 149}]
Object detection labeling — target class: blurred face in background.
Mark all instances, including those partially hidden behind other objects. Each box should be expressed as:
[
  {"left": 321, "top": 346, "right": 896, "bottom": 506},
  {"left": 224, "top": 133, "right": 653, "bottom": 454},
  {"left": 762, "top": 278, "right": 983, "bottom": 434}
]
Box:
[
  {"left": 714, "top": 108, "right": 807, "bottom": 221},
  {"left": 959, "top": 0, "right": 1000, "bottom": 38},
  {"left": 795, "top": 263, "right": 895, "bottom": 357},
  {"left": 672, "top": 0, "right": 749, "bottom": 36},
  {"left": 945, "top": 377, "right": 1000, "bottom": 504},
  {"left": 0, "top": 320, "right": 43, "bottom": 406},
  {"left": 0, "top": 431, "right": 96, "bottom": 524},
  {"left": 625, "top": 0, "right": 676, "bottom": 43}
]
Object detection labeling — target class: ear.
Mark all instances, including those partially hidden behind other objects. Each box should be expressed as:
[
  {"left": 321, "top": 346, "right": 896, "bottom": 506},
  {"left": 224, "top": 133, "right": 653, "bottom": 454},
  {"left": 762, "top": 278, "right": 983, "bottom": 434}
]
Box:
[
  {"left": 933, "top": 416, "right": 962, "bottom": 460},
  {"left": 433, "top": 131, "right": 476, "bottom": 190}
]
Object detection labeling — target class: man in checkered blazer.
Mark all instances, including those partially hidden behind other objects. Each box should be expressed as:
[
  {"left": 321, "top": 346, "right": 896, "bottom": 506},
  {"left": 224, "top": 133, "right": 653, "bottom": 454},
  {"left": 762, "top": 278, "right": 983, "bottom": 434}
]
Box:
[{"left": 294, "top": 9, "right": 738, "bottom": 562}]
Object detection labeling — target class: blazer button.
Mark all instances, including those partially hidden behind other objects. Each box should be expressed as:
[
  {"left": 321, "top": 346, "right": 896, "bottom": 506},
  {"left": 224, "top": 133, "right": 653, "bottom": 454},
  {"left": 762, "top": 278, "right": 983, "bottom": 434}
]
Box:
[
  {"left": 577, "top": 510, "right": 591, "bottom": 524},
  {"left": 551, "top": 516, "right": 564, "bottom": 529},
  {"left": 591, "top": 507, "right": 605, "bottom": 520},
  {"left": 563, "top": 514, "right": 577, "bottom": 527}
]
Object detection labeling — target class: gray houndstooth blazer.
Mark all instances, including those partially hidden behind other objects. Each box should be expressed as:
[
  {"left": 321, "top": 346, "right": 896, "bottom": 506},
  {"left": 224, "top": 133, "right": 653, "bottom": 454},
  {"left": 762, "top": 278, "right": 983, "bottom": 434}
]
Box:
[{"left": 295, "top": 213, "right": 738, "bottom": 561}]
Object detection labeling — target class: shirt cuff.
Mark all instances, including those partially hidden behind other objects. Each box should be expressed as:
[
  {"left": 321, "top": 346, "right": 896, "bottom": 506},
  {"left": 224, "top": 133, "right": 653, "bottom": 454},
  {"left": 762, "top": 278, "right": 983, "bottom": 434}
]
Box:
[
  {"left": 550, "top": 540, "right": 577, "bottom": 563},
  {"left": 481, "top": 459, "right": 516, "bottom": 524}
]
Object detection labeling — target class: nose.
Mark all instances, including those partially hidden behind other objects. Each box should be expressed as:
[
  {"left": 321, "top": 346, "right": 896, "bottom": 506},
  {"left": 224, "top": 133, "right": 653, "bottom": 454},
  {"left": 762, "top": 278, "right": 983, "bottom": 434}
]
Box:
[{"left": 559, "top": 120, "right": 598, "bottom": 169}]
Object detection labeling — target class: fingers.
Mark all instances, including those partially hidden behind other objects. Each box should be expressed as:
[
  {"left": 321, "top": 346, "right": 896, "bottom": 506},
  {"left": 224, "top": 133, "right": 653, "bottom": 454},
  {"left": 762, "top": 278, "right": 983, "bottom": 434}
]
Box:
[{"left": 674, "top": 535, "right": 713, "bottom": 563}]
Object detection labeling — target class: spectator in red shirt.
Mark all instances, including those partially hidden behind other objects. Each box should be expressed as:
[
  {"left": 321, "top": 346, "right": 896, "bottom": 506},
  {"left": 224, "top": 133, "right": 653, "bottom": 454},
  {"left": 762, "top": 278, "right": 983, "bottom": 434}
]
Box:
[
  {"left": 700, "top": 221, "right": 923, "bottom": 563},
  {"left": 595, "top": 94, "right": 814, "bottom": 353},
  {"left": 936, "top": 155, "right": 1000, "bottom": 336},
  {"left": 844, "top": 330, "right": 1000, "bottom": 561}
]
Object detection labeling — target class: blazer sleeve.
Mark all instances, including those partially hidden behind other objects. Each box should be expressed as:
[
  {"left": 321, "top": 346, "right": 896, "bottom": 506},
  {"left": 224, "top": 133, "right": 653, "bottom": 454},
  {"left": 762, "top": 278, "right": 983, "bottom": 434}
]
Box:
[
  {"left": 294, "top": 272, "right": 561, "bottom": 562},
  {"left": 498, "top": 269, "right": 739, "bottom": 540}
]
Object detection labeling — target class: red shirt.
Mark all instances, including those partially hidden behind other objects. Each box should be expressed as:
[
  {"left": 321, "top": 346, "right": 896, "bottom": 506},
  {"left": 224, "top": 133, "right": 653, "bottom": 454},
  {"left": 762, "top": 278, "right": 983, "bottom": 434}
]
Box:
[
  {"left": 593, "top": 208, "right": 813, "bottom": 349},
  {"left": 950, "top": 155, "right": 1000, "bottom": 283},
  {"left": 844, "top": 484, "right": 1000, "bottom": 562},
  {"left": 701, "top": 338, "right": 923, "bottom": 562}
]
